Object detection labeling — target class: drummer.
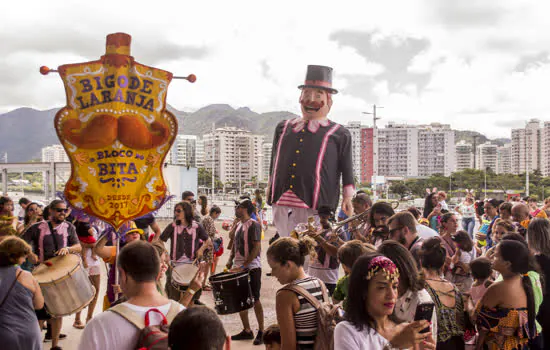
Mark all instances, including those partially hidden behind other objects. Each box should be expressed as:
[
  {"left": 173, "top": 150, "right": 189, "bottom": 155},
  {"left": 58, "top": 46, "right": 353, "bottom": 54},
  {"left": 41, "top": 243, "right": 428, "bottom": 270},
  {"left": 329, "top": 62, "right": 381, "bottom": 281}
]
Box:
[
  {"left": 22, "top": 199, "right": 82, "bottom": 350},
  {"left": 226, "top": 198, "right": 265, "bottom": 345},
  {"left": 93, "top": 221, "right": 142, "bottom": 309},
  {"left": 156, "top": 201, "right": 211, "bottom": 303}
]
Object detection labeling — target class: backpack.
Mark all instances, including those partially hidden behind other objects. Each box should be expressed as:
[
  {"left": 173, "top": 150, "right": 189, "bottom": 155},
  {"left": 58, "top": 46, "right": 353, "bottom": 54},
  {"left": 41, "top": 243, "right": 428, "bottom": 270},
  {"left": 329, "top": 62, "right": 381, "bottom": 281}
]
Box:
[
  {"left": 109, "top": 301, "right": 181, "bottom": 350},
  {"left": 280, "top": 281, "right": 344, "bottom": 350}
]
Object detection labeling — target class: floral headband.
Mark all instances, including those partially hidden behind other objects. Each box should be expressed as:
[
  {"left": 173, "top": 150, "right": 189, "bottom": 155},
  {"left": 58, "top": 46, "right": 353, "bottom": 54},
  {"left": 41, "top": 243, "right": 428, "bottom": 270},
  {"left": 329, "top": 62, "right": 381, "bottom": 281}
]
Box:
[{"left": 366, "top": 256, "right": 399, "bottom": 283}]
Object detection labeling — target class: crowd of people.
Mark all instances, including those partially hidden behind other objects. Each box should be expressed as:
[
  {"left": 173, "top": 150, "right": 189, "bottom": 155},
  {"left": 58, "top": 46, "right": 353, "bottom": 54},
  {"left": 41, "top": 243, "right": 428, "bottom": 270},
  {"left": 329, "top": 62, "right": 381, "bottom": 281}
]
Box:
[{"left": 1, "top": 190, "right": 550, "bottom": 350}]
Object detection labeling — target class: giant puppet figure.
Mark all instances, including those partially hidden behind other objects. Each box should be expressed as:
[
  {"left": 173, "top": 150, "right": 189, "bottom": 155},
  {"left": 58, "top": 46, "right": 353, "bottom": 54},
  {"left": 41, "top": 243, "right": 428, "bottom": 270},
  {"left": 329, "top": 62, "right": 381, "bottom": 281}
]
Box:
[
  {"left": 40, "top": 33, "right": 190, "bottom": 230},
  {"left": 268, "top": 65, "right": 354, "bottom": 236}
]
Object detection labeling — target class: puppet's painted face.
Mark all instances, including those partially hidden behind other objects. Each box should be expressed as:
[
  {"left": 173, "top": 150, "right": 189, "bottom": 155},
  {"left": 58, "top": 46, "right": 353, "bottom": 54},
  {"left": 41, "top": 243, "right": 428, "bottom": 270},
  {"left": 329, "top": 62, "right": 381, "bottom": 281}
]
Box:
[{"left": 299, "top": 88, "right": 332, "bottom": 120}]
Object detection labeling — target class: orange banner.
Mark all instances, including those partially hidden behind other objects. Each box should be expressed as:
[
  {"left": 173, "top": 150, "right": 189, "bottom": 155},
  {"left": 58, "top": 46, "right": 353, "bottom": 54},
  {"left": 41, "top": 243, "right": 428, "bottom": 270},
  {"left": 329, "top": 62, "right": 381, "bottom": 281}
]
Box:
[{"left": 51, "top": 33, "right": 178, "bottom": 230}]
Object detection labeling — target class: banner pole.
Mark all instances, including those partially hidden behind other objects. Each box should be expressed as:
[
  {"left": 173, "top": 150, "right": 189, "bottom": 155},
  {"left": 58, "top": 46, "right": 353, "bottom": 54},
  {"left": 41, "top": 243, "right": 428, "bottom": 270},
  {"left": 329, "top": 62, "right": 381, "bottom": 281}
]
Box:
[{"left": 114, "top": 231, "right": 120, "bottom": 301}]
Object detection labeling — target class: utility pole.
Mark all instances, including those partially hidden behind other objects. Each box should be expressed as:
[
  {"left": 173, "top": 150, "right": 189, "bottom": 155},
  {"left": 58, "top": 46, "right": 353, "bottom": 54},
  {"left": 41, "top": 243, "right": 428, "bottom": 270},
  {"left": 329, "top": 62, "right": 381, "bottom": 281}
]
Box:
[
  {"left": 362, "top": 105, "right": 383, "bottom": 198},
  {"left": 484, "top": 167, "right": 488, "bottom": 199}
]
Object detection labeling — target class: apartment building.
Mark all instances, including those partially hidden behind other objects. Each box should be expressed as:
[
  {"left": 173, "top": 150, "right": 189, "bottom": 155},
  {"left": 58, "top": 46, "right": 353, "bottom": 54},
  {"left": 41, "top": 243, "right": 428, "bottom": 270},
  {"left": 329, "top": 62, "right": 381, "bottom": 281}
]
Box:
[
  {"left": 455, "top": 140, "right": 474, "bottom": 171},
  {"left": 169, "top": 135, "right": 198, "bottom": 167},
  {"left": 497, "top": 143, "right": 512, "bottom": 174},
  {"left": 262, "top": 142, "right": 272, "bottom": 182},
  {"left": 195, "top": 138, "right": 205, "bottom": 168},
  {"left": 203, "top": 127, "right": 264, "bottom": 185},
  {"left": 41, "top": 145, "right": 69, "bottom": 163},
  {"left": 377, "top": 123, "right": 419, "bottom": 177},
  {"left": 346, "top": 121, "right": 363, "bottom": 184},
  {"left": 417, "top": 123, "right": 455, "bottom": 176},
  {"left": 360, "top": 127, "right": 374, "bottom": 183},
  {"left": 476, "top": 142, "right": 498, "bottom": 173},
  {"left": 542, "top": 122, "right": 550, "bottom": 177},
  {"left": 511, "top": 119, "right": 542, "bottom": 175}
]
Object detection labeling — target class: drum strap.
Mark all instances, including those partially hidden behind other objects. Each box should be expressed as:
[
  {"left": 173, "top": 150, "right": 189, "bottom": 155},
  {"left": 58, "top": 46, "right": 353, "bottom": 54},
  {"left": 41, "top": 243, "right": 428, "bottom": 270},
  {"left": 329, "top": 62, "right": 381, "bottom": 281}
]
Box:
[
  {"left": 47, "top": 221, "right": 60, "bottom": 253},
  {"left": 109, "top": 300, "right": 181, "bottom": 329}
]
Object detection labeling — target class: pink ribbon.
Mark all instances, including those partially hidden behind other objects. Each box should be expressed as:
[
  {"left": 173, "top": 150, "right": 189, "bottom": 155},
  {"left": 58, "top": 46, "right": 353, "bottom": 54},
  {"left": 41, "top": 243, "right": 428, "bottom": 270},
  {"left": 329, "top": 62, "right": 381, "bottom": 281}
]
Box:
[
  {"left": 171, "top": 222, "right": 198, "bottom": 261},
  {"left": 38, "top": 221, "right": 69, "bottom": 262},
  {"left": 290, "top": 117, "right": 330, "bottom": 134},
  {"left": 235, "top": 219, "right": 253, "bottom": 261}
]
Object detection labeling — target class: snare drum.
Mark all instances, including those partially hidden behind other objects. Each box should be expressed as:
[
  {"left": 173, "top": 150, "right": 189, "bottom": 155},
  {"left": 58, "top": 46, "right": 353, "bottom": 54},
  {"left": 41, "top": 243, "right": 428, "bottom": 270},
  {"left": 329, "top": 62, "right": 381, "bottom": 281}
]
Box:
[
  {"left": 209, "top": 270, "right": 254, "bottom": 315},
  {"left": 32, "top": 254, "right": 96, "bottom": 317},
  {"left": 171, "top": 263, "right": 198, "bottom": 291}
]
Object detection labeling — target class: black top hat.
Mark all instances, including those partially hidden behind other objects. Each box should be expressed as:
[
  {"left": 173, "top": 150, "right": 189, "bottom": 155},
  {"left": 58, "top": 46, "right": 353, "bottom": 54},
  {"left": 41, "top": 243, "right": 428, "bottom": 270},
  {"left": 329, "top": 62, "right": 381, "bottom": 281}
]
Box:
[{"left": 298, "top": 65, "right": 338, "bottom": 94}]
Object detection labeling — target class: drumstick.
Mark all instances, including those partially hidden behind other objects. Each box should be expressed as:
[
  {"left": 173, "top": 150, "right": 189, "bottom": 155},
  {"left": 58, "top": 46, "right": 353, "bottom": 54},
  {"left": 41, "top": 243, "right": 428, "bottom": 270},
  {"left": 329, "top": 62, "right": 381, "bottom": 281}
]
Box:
[{"left": 40, "top": 66, "right": 197, "bottom": 83}]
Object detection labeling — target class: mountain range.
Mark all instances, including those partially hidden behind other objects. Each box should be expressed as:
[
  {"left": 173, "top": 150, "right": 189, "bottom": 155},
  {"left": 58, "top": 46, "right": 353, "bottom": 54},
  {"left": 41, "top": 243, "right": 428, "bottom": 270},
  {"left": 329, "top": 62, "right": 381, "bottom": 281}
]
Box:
[{"left": 0, "top": 105, "right": 508, "bottom": 162}]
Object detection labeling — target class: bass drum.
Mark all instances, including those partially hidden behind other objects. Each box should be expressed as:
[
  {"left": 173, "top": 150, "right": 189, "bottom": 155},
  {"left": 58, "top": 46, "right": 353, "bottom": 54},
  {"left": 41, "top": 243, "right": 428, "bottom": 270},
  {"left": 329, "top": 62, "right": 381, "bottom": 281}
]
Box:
[
  {"left": 209, "top": 270, "right": 254, "bottom": 315},
  {"left": 33, "top": 254, "right": 95, "bottom": 317}
]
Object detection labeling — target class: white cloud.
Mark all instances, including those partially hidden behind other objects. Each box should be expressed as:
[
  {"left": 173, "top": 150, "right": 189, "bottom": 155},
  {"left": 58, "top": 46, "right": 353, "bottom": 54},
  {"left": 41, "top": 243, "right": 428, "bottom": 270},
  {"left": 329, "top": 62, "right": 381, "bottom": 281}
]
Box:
[{"left": 2, "top": 0, "right": 550, "bottom": 139}]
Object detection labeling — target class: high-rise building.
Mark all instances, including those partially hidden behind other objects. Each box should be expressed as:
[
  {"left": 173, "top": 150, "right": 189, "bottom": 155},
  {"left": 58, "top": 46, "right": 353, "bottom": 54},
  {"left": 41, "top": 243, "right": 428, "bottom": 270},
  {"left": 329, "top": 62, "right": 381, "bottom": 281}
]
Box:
[
  {"left": 41, "top": 145, "right": 69, "bottom": 162},
  {"left": 203, "top": 127, "right": 264, "bottom": 186},
  {"left": 497, "top": 143, "right": 512, "bottom": 174},
  {"left": 360, "top": 127, "right": 374, "bottom": 184},
  {"left": 169, "top": 135, "right": 197, "bottom": 167},
  {"left": 511, "top": 119, "right": 542, "bottom": 175},
  {"left": 476, "top": 142, "right": 498, "bottom": 173},
  {"left": 377, "top": 123, "right": 419, "bottom": 177},
  {"left": 195, "top": 139, "right": 205, "bottom": 168},
  {"left": 346, "top": 121, "right": 362, "bottom": 184},
  {"left": 262, "top": 143, "right": 272, "bottom": 182},
  {"left": 417, "top": 123, "right": 455, "bottom": 176},
  {"left": 542, "top": 122, "right": 550, "bottom": 177},
  {"left": 455, "top": 140, "right": 474, "bottom": 171},
  {"left": 376, "top": 123, "right": 455, "bottom": 178}
]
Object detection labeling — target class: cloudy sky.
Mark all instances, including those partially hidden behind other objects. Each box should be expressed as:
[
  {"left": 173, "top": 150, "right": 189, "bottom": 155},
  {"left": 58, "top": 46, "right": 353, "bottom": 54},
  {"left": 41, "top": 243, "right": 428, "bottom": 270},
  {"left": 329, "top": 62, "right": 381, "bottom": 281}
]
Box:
[{"left": 2, "top": 0, "right": 550, "bottom": 138}]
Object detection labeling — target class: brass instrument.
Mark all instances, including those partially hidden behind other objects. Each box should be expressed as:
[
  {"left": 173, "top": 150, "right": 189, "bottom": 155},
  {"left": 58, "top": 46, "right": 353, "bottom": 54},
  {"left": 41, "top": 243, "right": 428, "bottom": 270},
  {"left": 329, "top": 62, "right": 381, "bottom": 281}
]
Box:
[
  {"left": 334, "top": 209, "right": 370, "bottom": 228},
  {"left": 334, "top": 200, "right": 399, "bottom": 230},
  {"left": 291, "top": 216, "right": 319, "bottom": 240}
]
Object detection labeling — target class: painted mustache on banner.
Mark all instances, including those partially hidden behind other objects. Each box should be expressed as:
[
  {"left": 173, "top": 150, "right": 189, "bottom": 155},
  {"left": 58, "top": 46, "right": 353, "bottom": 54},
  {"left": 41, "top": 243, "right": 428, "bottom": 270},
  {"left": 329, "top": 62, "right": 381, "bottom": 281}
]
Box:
[{"left": 62, "top": 115, "right": 169, "bottom": 150}]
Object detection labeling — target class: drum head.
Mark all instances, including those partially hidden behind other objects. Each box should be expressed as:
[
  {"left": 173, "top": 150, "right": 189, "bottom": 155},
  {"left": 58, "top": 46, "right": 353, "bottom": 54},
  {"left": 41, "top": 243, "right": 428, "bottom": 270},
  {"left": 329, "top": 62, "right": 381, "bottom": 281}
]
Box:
[
  {"left": 209, "top": 270, "right": 249, "bottom": 283},
  {"left": 33, "top": 254, "right": 81, "bottom": 284},
  {"left": 172, "top": 263, "right": 198, "bottom": 285}
]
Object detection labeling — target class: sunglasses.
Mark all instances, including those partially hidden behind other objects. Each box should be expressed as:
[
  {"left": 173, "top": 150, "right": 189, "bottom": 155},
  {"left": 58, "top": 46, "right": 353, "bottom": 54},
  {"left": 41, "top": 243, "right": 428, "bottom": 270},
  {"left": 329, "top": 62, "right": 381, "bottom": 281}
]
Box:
[
  {"left": 174, "top": 209, "right": 183, "bottom": 213},
  {"left": 54, "top": 208, "right": 69, "bottom": 213}
]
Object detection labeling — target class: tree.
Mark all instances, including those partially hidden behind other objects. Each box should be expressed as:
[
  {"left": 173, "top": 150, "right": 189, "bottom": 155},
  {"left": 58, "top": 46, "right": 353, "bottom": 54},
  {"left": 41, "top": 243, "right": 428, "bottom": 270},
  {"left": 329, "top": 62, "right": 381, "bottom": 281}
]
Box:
[
  {"left": 198, "top": 168, "right": 223, "bottom": 189},
  {"left": 389, "top": 181, "right": 409, "bottom": 198}
]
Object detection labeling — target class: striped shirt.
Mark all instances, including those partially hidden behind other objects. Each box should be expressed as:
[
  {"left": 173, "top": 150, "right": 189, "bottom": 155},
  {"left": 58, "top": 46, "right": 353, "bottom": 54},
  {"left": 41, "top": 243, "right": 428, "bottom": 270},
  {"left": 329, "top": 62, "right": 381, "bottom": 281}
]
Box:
[{"left": 288, "top": 277, "right": 325, "bottom": 349}]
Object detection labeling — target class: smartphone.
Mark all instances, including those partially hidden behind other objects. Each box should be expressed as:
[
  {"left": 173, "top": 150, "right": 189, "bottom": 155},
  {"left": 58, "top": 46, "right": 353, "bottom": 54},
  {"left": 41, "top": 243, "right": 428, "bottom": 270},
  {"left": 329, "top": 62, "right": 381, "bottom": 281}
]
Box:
[{"left": 414, "top": 303, "right": 434, "bottom": 333}]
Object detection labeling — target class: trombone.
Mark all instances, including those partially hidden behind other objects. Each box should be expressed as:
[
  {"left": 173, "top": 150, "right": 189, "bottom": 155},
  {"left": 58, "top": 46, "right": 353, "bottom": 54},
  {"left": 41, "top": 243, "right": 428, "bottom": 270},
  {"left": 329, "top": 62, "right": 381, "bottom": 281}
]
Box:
[{"left": 333, "top": 209, "right": 370, "bottom": 228}]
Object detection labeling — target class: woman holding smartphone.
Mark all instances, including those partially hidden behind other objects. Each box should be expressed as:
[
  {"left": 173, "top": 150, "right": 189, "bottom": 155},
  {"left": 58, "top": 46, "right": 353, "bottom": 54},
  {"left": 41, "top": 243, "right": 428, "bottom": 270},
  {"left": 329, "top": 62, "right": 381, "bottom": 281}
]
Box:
[{"left": 334, "top": 254, "right": 435, "bottom": 350}]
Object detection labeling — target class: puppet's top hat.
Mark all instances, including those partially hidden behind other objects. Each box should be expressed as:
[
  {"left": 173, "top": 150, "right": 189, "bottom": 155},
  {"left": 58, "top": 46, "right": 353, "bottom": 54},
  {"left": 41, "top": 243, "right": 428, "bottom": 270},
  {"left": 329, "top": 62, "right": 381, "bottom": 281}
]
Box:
[{"left": 298, "top": 65, "right": 338, "bottom": 94}]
